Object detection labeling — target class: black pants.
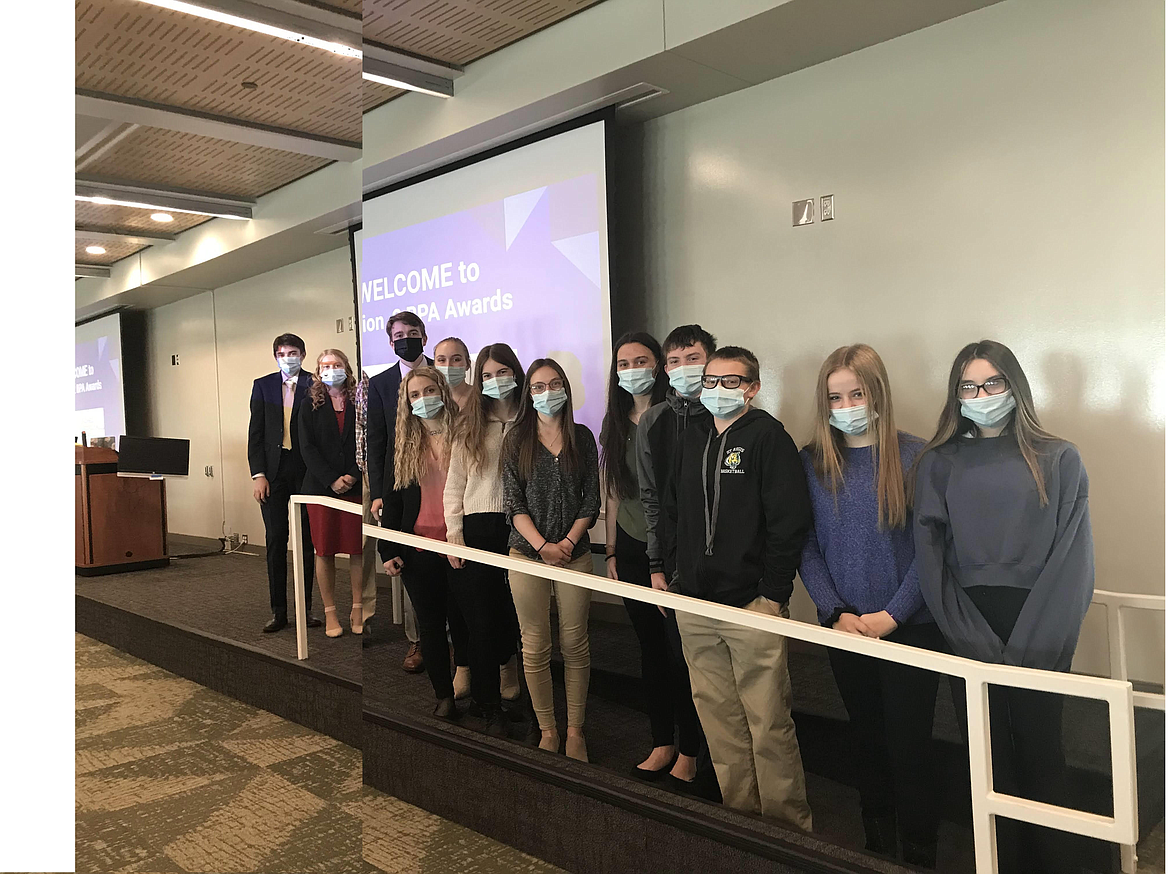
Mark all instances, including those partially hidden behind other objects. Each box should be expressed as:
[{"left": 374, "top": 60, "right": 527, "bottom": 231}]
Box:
[
  {"left": 950, "top": 586, "right": 1078, "bottom": 874},
  {"left": 449, "top": 599, "right": 469, "bottom": 667},
  {"left": 403, "top": 547, "right": 502, "bottom": 706},
  {"left": 259, "top": 449, "right": 314, "bottom": 619},
  {"left": 462, "top": 513, "right": 520, "bottom": 666},
  {"left": 617, "top": 524, "right": 702, "bottom": 757},
  {"left": 827, "top": 621, "right": 945, "bottom": 846}
]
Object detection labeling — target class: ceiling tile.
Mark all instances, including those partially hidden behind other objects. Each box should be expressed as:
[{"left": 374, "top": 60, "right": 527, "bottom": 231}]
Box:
[
  {"left": 75, "top": 201, "right": 213, "bottom": 236},
  {"left": 76, "top": 237, "right": 148, "bottom": 266}
]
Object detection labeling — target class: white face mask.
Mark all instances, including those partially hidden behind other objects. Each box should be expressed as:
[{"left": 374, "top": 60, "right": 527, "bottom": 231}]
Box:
[
  {"left": 829, "top": 404, "right": 870, "bottom": 436},
  {"left": 700, "top": 386, "right": 747, "bottom": 419},
  {"left": 617, "top": 367, "right": 656, "bottom": 396},
  {"left": 668, "top": 364, "right": 705, "bottom": 397},
  {"left": 318, "top": 367, "right": 346, "bottom": 387},
  {"left": 436, "top": 365, "right": 466, "bottom": 388},
  {"left": 411, "top": 395, "right": 445, "bottom": 420},
  {"left": 277, "top": 355, "right": 301, "bottom": 376},
  {"left": 481, "top": 375, "right": 516, "bottom": 400},
  {"left": 960, "top": 390, "right": 1017, "bottom": 429}
]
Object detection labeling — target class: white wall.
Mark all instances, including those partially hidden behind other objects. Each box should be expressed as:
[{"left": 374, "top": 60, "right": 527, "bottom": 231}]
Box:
[
  {"left": 626, "top": 0, "right": 1165, "bottom": 680},
  {"left": 144, "top": 293, "right": 225, "bottom": 540},
  {"left": 143, "top": 247, "right": 358, "bottom": 546}
]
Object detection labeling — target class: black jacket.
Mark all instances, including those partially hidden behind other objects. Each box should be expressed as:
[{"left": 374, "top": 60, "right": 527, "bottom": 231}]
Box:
[
  {"left": 297, "top": 396, "right": 361, "bottom": 497},
  {"left": 247, "top": 371, "right": 311, "bottom": 480},
  {"left": 635, "top": 391, "right": 711, "bottom": 577},
  {"left": 366, "top": 358, "right": 433, "bottom": 504},
  {"left": 664, "top": 407, "right": 811, "bottom": 608},
  {"left": 377, "top": 480, "right": 421, "bottom": 565}
]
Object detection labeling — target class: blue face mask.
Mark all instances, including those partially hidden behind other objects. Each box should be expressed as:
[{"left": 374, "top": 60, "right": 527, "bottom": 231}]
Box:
[
  {"left": 277, "top": 355, "right": 301, "bottom": 376},
  {"left": 960, "top": 390, "right": 1017, "bottom": 428},
  {"left": 481, "top": 375, "right": 516, "bottom": 400},
  {"left": 617, "top": 367, "right": 656, "bottom": 396},
  {"left": 319, "top": 367, "right": 346, "bottom": 387},
  {"left": 829, "top": 404, "right": 870, "bottom": 436},
  {"left": 668, "top": 364, "right": 704, "bottom": 398},
  {"left": 532, "top": 388, "right": 568, "bottom": 417},
  {"left": 700, "top": 386, "right": 747, "bottom": 419},
  {"left": 411, "top": 395, "right": 445, "bottom": 420},
  {"left": 436, "top": 365, "right": 466, "bottom": 388}
]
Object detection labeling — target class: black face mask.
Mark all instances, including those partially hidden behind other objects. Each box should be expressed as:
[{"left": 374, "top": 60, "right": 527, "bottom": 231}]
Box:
[{"left": 394, "top": 336, "right": 424, "bottom": 363}]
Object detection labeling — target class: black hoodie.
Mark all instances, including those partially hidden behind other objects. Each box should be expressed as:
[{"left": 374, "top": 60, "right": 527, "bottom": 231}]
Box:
[{"left": 664, "top": 407, "right": 812, "bottom": 608}]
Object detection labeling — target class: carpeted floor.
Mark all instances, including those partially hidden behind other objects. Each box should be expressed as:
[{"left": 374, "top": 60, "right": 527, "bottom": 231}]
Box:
[{"left": 76, "top": 634, "right": 564, "bottom": 874}]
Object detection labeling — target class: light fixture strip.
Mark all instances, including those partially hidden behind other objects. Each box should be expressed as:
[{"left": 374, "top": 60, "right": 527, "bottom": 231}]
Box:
[
  {"left": 362, "top": 69, "right": 452, "bottom": 99},
  {"left": 134, "top": 0, "right": 361, "bottom": 58},
  {"left": 75, "top": 195, "right": 250, "bottom": 221}
]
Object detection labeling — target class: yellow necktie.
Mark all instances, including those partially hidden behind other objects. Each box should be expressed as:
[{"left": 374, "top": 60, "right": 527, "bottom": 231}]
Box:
[{"left": 281, "top": 381, "right": 293, "bottom": 451}]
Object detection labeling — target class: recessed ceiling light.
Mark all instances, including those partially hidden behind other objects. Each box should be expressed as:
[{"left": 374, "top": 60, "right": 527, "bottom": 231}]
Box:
[
  {"left": 133, "top": 1, "right": 361, "bottom": 58},
  {"left": 85, "top": 245, "right": 107, "bottom": 255},
  {"left": 151, "top": 213, "right": 174, "bottom": 222}
]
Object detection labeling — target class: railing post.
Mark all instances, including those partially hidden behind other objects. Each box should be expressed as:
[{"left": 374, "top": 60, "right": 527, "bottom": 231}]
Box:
[
  {"left": 290, "top": 496, "right": 309, "bottom": 661},
  {"left": 966, "top": 676, "right": 999, "bottom": 874}
]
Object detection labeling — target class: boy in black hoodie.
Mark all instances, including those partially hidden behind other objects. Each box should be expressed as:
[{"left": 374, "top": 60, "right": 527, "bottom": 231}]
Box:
[{"left": 664, "top": 346, "right": 813, "bottom": 832}]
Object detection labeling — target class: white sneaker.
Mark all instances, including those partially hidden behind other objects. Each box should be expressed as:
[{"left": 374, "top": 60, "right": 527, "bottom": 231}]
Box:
[
  {"left": 453, "top": 665, "right": 471, "bottom": 700},
  {"left": 500, "top": 655, "right": 521, "bottom": 701}
]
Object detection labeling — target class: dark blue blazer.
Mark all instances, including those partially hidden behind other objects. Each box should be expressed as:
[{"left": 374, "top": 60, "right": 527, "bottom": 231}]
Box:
[
  {"left": 366, "top": 356, "right": 433, "bottom": 502},
  {"left": 248, "top": 371, "right": 311, "bottom": 480},
  {"left": 297, "top": 396, "right": 361, "bottom": 497}
]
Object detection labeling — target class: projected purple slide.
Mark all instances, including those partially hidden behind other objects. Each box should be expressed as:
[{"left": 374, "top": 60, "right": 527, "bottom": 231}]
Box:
[
  {"left": 360, "top": 173, "right": 609, "bottom": 437},
  {"left": 75, "top": 333, "right": 124, "bottom": 439}
]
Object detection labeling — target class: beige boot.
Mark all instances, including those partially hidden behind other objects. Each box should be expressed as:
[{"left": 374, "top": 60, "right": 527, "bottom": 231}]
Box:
[{"left": 499, "top": 655, "right": 521, "bottom": 701}]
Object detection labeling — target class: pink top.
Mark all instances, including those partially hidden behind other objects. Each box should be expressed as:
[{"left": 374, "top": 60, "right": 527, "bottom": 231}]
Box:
[{"left": 414, "top": 449, "right": 448, "bottom": 544}]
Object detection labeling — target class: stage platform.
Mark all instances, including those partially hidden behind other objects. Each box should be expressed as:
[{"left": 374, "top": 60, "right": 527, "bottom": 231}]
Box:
[{"left": 75, "top": 550, "right": 1163, "bottom": 873}]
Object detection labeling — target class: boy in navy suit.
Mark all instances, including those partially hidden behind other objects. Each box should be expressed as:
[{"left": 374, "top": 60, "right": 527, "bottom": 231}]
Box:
[{"left": 248, "top": 333, "right": 321, "bottom": 633}]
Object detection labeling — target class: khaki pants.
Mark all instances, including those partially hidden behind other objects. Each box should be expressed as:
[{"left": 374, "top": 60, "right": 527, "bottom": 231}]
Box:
[
  {"left": 675, "top": 596, "right": 813, "bottom": 833},
  {"left": 508, "top": 549, "right": 593, "bottom": 731}
]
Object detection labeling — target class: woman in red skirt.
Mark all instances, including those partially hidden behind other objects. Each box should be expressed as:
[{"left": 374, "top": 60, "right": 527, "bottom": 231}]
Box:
[{"left": 298, "top": 348, "right": 364, "bottom": 638}]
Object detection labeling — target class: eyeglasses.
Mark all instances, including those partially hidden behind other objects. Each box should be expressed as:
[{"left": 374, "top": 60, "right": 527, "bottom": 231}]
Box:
[
  {"left": 701, "top": 374, "right": 751, "bottom": 390},
  {"left": 529, "top": 379, "right": 565, "bottom": 395},
  {"left": 957, "top": 376, "right": 1010, "bottom": 400}
]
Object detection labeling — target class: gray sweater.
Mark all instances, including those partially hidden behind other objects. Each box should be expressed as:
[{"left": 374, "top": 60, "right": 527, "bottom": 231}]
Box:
[
  {"left": 502, "top": 423, "right": 601, "bottom": 561},
  {"left": 913, "top": 433, "right": 1093, "bottom": 671}
]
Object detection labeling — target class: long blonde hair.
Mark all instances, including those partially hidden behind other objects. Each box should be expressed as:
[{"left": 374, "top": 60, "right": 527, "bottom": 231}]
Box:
[
  {"left": 804, "top": 344, "right": 909, "bottom": 530},
  {"left": 393, "top": 366, "right": 459, "bottom": 489},
  {"left": 309, "top": 348, "right": 357, "bottom": 408}
]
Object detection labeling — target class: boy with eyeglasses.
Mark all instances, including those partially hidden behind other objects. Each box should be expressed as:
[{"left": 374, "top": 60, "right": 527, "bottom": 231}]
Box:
[{"left": 663, "top": 345, "right": 814, "bottom": 831}]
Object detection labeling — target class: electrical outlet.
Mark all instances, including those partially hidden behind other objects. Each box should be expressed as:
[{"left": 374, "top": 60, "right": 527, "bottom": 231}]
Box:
[
  {"left": 241, "top": 534, "right": 249, "bottom": 545},
  {"left": 820, "top": 194, "right": 834, "bottom": 221},
  {"left": 171, "top": 354, "right": 180, "bottom": 366}
]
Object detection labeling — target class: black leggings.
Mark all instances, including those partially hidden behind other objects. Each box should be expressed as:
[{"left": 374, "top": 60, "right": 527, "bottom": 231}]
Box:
[
  {"left": 616, "top": 524, "right": 702, "bottom": 757},
  {"left": 460, "top": 513, "right": 520, "bottom": 665},
  {"left": 950, "top": 586, "right": 1080, "bottom": 874},
  {"left": 402, "top": 548, "right": 501, "bottom": 706},
  {"left": 827, "top": 621, "right": 945, "bottom": 846}
]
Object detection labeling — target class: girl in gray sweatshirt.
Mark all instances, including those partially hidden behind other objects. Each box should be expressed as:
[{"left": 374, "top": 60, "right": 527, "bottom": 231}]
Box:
[{"left": 912, "top": 340, "right": 1092, "bottom": 874}]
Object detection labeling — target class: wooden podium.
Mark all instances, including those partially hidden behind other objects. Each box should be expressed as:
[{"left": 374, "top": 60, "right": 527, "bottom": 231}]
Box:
[{"left": 76, "top": 446, "right": 169, "bottom": 575}]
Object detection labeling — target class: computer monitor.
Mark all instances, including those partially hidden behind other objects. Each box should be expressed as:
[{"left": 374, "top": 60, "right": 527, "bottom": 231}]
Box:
[{"left": 116, "top": 436, "right": 190, "bottom": 478}]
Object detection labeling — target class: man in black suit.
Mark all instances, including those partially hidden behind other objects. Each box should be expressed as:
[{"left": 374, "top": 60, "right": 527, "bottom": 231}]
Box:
[
  {"left": 248, "top": 333, "right": 322, "bottom": 633},
  {"left": 366, "top": 312, "right": 431, "bottom": 670}
]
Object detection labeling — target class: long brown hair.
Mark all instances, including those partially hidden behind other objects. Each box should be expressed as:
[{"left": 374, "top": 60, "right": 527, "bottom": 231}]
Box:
[
  {"left": 393, "top": 366, "right": 459, "bottom": 489},
  {"left": 503, "top": 357, "right": 581, "bottom": 482},
  {"left": 804, "top": 344, "right": 908, "bottom": 530},
  {"left": 913, "top": 340, "right": 1062, "bottom": 505},
  {"left": 309, "top": 348, "right": 357, "bottom": 409},
  {"left": 600, "top": 332, "right": 669, "bottom": 500},
  {"left": 454, "top": 343, "right": 525, "bottom": 475}
]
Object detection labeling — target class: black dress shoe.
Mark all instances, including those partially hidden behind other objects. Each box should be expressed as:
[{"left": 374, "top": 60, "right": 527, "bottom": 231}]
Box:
[
  {"left": 263, "top": 615, "right": 287, "bottom": 633},
  {"left": 306, "top": 615, "right": 323, "bottom": 628},
  {"left": 484, "top": 705, "right": 510, "bottom": 739},
  {"left": 433, "top": 697, "right": 459, "bottom": 720},
  {"left": 630, "top": 753, "right": 678, "bottom": 782}
]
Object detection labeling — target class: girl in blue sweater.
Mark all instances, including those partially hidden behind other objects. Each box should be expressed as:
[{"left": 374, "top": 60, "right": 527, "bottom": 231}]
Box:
[{"left": 799, "top": 344, "right": 942, "bottom": 868}]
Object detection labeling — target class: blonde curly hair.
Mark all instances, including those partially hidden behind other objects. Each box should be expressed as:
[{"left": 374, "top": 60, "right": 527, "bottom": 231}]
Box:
[{"left": 393, "top": 366, "right": 460, "bottom": 489}]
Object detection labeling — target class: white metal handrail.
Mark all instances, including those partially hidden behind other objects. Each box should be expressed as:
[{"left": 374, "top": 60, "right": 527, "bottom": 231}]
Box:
[{"left": 288, "top": 494, "right": 1140, "bottom": 874}]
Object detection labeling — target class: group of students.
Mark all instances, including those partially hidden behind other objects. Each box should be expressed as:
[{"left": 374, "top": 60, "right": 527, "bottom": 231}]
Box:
[{"left": 248, "top": 313, "right": 1094, "bottom": 874}]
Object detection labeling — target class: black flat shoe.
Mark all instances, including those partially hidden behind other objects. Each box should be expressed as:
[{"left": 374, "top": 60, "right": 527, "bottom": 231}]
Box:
[
  {"left": 306, "top": 615, "right": 322, "bottom": 628},
  {"left": 630, "top": 753, "right": 678, "bottom": 782},
  {"left": 483, "top": 705, "right": 510, "bottom": 739},
  {"left": 433, "top": 697, "right": 459, "bottom": 720},
  {"left": 263, "top": 615, "right": 287, "bottom": 633},
  {"left": 663, "top": 773, "right": 698, "bottom": 795}
]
